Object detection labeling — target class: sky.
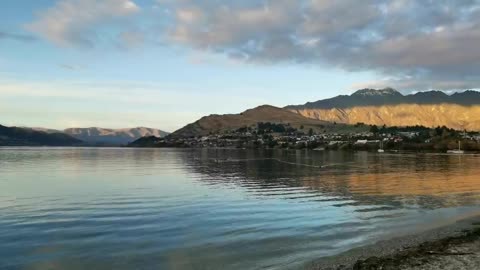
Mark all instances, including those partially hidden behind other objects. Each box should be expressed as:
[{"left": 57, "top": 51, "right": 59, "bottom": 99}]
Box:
[{"left": 1, "top": 0, "right": 480, "bottom": 131}]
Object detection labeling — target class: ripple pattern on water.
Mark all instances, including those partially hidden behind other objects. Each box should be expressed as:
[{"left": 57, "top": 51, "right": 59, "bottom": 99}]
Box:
[{"left": 1, "top": 148, "right": 480, "bottom": 269}]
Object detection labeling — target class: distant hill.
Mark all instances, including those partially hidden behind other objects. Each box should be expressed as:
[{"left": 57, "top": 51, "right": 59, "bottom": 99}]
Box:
[
  {"left": 128, "top": 136, "right": 165, "bottom": 148},
  {"left": 286, "top": 88, "right": 480, "bottom": 131},
  {"left": 0, "top": 125, "right": 82, "bottom": 146},
  {"left": 23, "top": 127, "right": 62, "bottom": 134},
  {"left": 64, "top": 127, "right": 169, "bottom": 145},
  {"left": 170, "top": 105, "right": 360, "bottom": 138}
]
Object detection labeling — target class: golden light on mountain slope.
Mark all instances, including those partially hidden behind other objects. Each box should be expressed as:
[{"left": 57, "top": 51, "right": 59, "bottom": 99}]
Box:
[
  {"left": 171, "top": 105, "right": 348, "bottom": 137},
  {"left": 290, "top": 104, "right": 480, "bottom": 130}
]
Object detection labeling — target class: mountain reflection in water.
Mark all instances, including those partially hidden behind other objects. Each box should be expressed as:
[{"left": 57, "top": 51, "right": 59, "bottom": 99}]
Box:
[
  {"left": 184, "top": 149, "right": 480, "bottom": 209},
  {"left": 0, "top": 148, "right": 479, "bottom": 270}
]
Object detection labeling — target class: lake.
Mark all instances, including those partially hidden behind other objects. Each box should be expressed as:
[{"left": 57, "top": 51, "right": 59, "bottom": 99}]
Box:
[{"left": 1, "top": 148, "right": 480, "bottom": 269}]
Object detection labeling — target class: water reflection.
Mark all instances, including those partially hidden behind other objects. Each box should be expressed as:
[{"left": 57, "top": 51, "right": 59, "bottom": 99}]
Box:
[
  {"left": 181, "top": 149, "right": 480, "bottom": 210},
  {"left": 0, "top": 148, "right": 479, "bottom": 270}
]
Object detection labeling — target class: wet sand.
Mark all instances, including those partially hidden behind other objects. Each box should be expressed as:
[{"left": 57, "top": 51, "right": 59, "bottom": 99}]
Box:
[{"left": 309, "top": 215, "right": 480, "bottom": 270}]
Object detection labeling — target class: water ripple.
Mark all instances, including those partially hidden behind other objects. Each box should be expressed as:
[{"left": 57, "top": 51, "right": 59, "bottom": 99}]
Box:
[{"left": 1, "top": 148, "right": 480, "bottom": 270}]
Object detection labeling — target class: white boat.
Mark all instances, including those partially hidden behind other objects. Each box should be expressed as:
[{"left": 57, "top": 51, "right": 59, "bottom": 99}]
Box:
[
  {"left": 447, "top": 141, "right": 465, "bottom": 154},
  {"left": 378, "top": 140, "right": 385, "bottom": 153}
]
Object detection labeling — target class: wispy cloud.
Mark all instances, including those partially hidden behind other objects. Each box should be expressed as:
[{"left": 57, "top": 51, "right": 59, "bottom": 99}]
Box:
[
  {"left": 0, "top": 79, "right": 268, "bottom": 130},
  {"left": 117, "top": 30, "right": 145, "bottom": 49},
  {"left": 26, "top": 0, "right": 140, "bottom": 48},
  {"left": 0, "top": 31, "right": 37, "bottom": 42},
  {"left": 0, "top": 79, "right": 266, "bottom": 108},
  {"left": 59, "top": 64, "right": 83, "bottom": 71}
]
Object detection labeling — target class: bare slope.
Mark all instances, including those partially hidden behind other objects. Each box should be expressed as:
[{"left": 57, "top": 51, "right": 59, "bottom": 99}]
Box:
[
  {"left": 291, "top": 104, "right": 480, "bottom": 131},
  {"left": 171, "top": 105, "right": 337, "bottom": 137},
  {"left": 287, "top": 89, "right": 480, "bottom": 131}
]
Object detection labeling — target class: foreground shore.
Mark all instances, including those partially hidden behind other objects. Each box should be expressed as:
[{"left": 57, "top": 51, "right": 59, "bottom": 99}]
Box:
[
  {"left": 310, "top": 215, "right": 480, "bottom": 270},
  {"left": 350, "top": 227, "right": 480, "bottom": 269}
]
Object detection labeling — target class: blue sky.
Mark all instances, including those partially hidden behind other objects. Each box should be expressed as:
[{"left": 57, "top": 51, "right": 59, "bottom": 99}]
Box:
[{"left": 1, "top": 0, "right": 480, "bottom": 131}]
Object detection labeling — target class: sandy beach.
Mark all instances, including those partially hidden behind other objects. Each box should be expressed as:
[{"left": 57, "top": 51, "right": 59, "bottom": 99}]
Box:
[{"left": 310, "top": 215, "right": 480, "bottom": 270}]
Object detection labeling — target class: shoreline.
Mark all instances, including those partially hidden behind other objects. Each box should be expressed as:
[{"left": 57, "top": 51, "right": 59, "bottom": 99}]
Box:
[
  {"left": 2, "top": 145, "right": 480, "bottom": 155},
  {"left": 309, "top": 214, "right": 480, "bottom": 269}
]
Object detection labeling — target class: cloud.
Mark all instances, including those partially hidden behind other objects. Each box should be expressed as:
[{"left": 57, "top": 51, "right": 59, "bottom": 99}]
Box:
[
  {"left": 59, "top": 64, "right": 83, "bottom": 71},
  {"left": 26, "top": 0, "right": 140, "bottom": 48},
  {"left": 157, "top": 0, "right": 480, "bottom": 91},
  {"left": 117, "top": 30, "right": 145, "bottom": 49},
  {"left": 0, "top": 31, "right": 37, "bottom": 42},
  {"left": 25, "top": 0, "right": 480, "bottom": 91},
  {"left": 0, "top": 79, "right": 267, "bottom": 130}
]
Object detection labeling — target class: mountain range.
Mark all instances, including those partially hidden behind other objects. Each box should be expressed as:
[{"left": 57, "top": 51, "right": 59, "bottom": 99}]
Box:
[
  {"left": 4, "top": 88, "right": 480, "bottom": 146},
  {"left": 169, "top": 88, "right": 480, "bottom": 138},
  {"left": 286, "top": 88, "right": 480, "bottom": 109},
  {"left": 169, "top": 105, "right": 365, "bottom": 138},
  {"left": 0, "top": 125, "right": 81, "bottom": 146},
  {"left": 286, "top": 88, "right": 480, "bottom": 131},
  {"left": 1, "top": 126, "right": 169, "bottom": 146},
  {"left": 63, "top": 127, "right": 169, "bottom": 145}
]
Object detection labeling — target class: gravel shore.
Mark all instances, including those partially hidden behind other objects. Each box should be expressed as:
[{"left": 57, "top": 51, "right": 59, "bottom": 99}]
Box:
[
  {"left": 309, "top": 215, "right": 480, "bottom": 270},
  {"left": 351, "top": 226, "right": 480, "bottom": 270}
]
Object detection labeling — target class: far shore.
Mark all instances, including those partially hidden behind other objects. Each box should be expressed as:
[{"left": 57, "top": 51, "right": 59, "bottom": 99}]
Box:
[
  {"left": 309, "top": 214, "right": 480, "bottom": 270},
  {"left": 2, "top": 145, "right": 480, "bottom": 156},
  {"left": 125, "top": 145, "right": 480, "bottom": 155}
]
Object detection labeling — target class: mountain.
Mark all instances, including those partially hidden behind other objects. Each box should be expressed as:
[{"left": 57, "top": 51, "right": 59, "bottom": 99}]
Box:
[
  {"left": 0, "top": 125, "right": 82, "bottom": 146},
  {"left": 23, "top": 127, "right": 62, "bottom": 134},
  {"left": 286, "top": 88, "right": 480, "bottom": 131},
  {"left": 128, "top": 136, "right": 165, "bottom": 147},
  {"left": 287, "top": 88, "right": 480, "bottom": 109},
  {"left": 170, "top": 105, "right": 356, "bottom": 138},
  {"left": 64, "top": 127, "right": 169, "bottom": 145}
]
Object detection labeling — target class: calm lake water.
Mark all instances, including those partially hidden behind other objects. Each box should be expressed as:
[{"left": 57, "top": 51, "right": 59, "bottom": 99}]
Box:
[{"left": 1, "top": 148, "right": 480, "bottom": 270}]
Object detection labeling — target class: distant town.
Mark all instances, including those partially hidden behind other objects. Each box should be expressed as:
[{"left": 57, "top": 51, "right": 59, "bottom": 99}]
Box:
[{"left": 129, "top": 122, "right": 480, "bottom": 152}]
